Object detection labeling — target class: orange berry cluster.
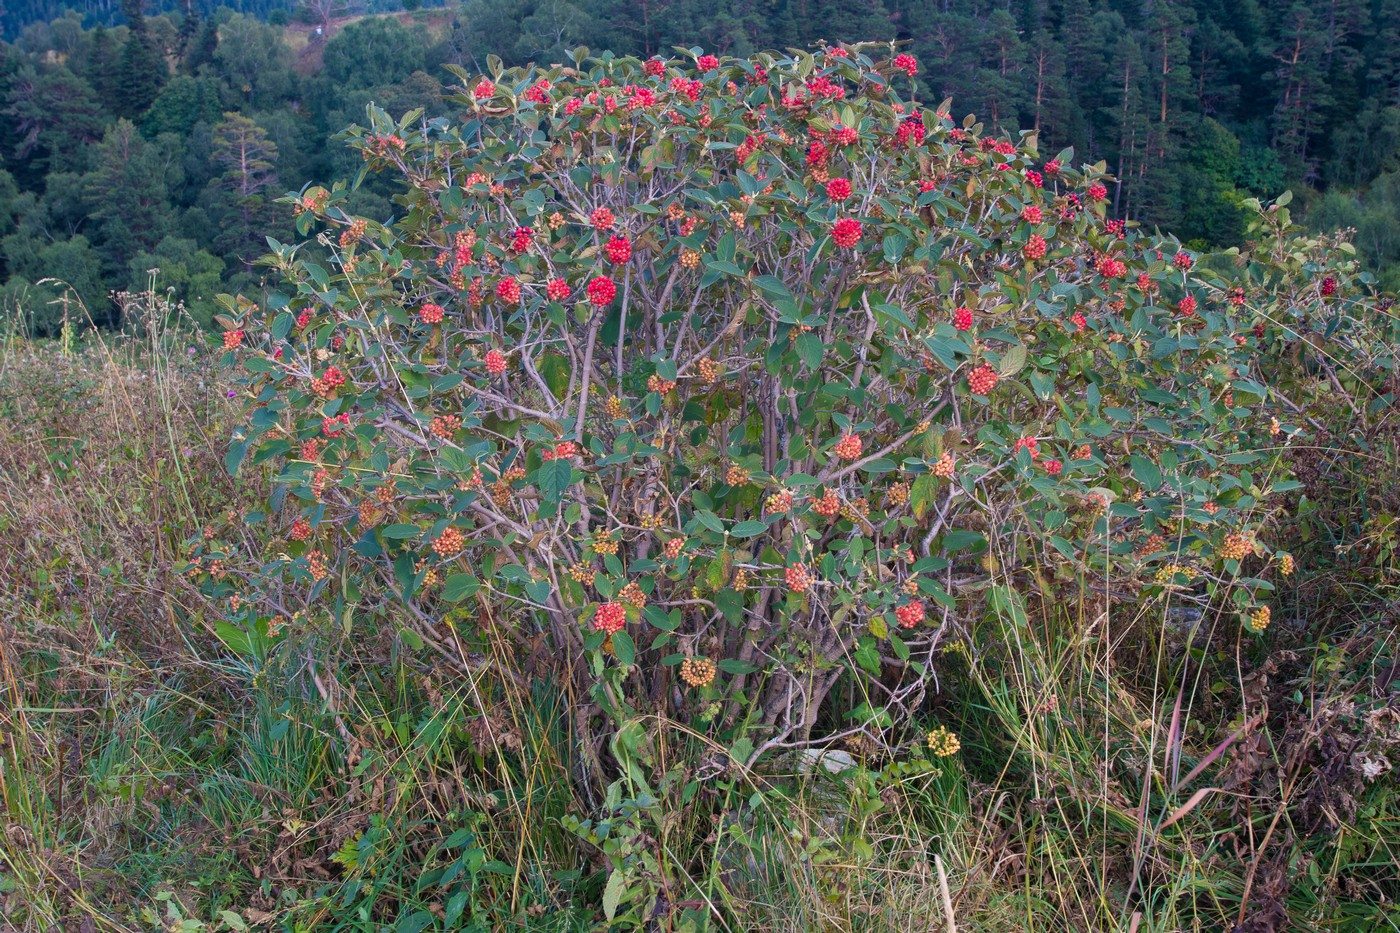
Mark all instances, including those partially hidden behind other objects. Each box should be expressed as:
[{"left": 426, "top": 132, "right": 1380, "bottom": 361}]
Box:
[
  {"left": 833, "top": 433, "right": 863, "bottom": 460},
  {"left": 433, "top": 527, "right": 465, "bottom": 558}
]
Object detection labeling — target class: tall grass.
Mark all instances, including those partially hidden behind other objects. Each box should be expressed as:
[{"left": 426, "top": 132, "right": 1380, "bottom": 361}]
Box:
[{"left": 1, "top": 291, "right": 1396, "bottom": 930}]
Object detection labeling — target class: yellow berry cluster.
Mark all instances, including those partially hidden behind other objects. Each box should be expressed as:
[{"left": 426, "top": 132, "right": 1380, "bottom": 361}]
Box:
[
  {"left": 592, "top": 531, "right": 620, "bottom": 556},
  {"left": 569, "top": 562, "right": 596, "bottom": 586},
  {"left": 726, "top": 463, "right": 751, "bottom": 486},
  {"left": 932, "top": 451, "right": 955, "bottom": 478},
  {"left": 926, "top": 726, "right": 961, "bottom": 757},
  {"left": 680, "top": 656, "right": 717, "bottom": 688},
  {"left": 1248, "top": 605, "right": 1271, "bottom": 632},
  {"left": 1153, "top": 563, "right": 1198, "bottom": 585},
  {"left": 1219, "top": 531, "right": 1252, "bottom": 562}
]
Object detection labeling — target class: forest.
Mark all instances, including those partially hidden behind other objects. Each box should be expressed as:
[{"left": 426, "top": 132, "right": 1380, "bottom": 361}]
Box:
[{"left": 2, "top": 0, "right": 1400, "bottom": 334}]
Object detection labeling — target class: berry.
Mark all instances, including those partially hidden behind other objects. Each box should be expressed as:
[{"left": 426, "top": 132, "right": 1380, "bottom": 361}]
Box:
[
  {"left": 932, "top": 451, "right": 955, "bottom": 478},
  {"left": 833, "top": 433, "right": 863, "bottom": 460},
  {"left": 895, "top": 599, "right": 926, "bottom": 629},
  {"left": 1173, "top": 251, "right": 1193, "bottom": 270},
  {"left": 593, "top": 601, "right": 627, "bottom": 634},
  {"left": 1087, "top": 183, "right": 1108, "bottom": 201},
  {"left": 1321, "top": 276, "right": 1337, "bottom": 297},
  {"left": 644, "top": 57, "right": 666, "bottom": 77},
  {"left": 832, "top": 217, "right": 863, "bottom": 249},
  {"left": 1023, "top": 234, "right": 1047, "bottom": 260},
  {"left": 547, "top": 278, "right": 570, "bottom": 301},
  {"left": 473, "top": 79, "right": 495, "bottom": 99},
  {"left": 1177, "top": 294, "right": 1197, "bottom": 317},
  {"left": 586, "top": 276, "right": 617, "bottom": 306},
  {"left": 1044, "top": 159, "right": 1061, "bottom": 175},
  {"left": 697, "top": 54, "right": 719, "bottom": 72},
  {"left": 222, "top": 329, "right": 244, "bottom": 350},
  {"left": 604, "top": 234, "right": 632, "bottom": 264},
  {"left": 826, "top": 177, "right": 852, "bottom": 200},
  {"left": 785, "top": 562, "right": 812, "bottom": 593},
  {"left": 680, "top": 656, "right": 717, "bottom": 687},
  {"left": 812, "top": 491, "right": 841, "bottom": 518},
  {"left": 1247, "top": 605, "right": 1271, "bottom": 632},
  {"left": 289, "top": 518, "right": 311, "bottom": 541},
  {"left": 496, "top": 277, "right": 522, "bottom": 304},
  {"left": 485, "top": 349, "right": 507, "bottom": 375},
  {"left": 419, "top": 302, "right": 444, "bottom": 324},
  {"left": 953, "top": 306, "right": 974, "bottom": 331},
  {"left": 1043, "top": 458, "right": 1063, "bottom": 477},
  {"left": 1021, "top": 205, "right": 1043, "bottom": 224},
  {"left": 433, "top": 527, "right": 465, "bottom": 558},
  {"left": 1012, "top": 436, "right": 1039, "bottom": 459},
  {"left": 926, "top": 725, "right": 960, "bottom": 757},
  {"left": 1070, "top": 311, "right": 1087, "bottom": 331},
  {"left": 590, "top": 207, "right": 615, "bottom": 230},
  {"left": 892, "top": 53, "right": 918, "bottom": 77},
  {"left": 967, "top": 364, "right": 999, "bottom": 395}
]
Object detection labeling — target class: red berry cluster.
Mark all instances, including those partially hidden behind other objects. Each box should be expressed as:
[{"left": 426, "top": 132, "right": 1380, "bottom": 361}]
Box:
[
  {"left": 547, "top": 278, "right": 570, "bottom": 301},
  {"left": 496, "top": 277, "right": 522, "bottom": 304},
  {"left": 223, "top": 329, "right": 245, "bottom": 350},
  {"left": 485, "top": 349, "right": 507, "bottom": 375},
  {"left": 1023, "top": 234, "right": 1047, "bottom": 260},
  {"left": 953, "top": 306, "right": 974, "bottom": 331},
  {"left": 586, "top": 276, "right": 617, "bottom": 306},
  {"left": 832, "top": 217, "right": 863, "bottom": 248},
  {"left": 419, "top": 302, "right": 444, "bottom": 324},
  {"left": 593, "top": 601, "right": 627, "bottom": 634},
  {"left": 785, "top": 563, "right": 812, "bottom": 593},
  {"left": 895, "top": 599, "right": 926, "bottom": 629},
  {"left": 967, "top": 364, "right": 999, "bottom": 395},
  {"left": 604, "top": 234, "right": 632, "bottom": 264}
]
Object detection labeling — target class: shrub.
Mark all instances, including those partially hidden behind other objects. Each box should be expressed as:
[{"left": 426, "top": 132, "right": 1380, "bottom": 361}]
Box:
[{"left": 207, "top": 48, "right": 1397, "bottom": 777}]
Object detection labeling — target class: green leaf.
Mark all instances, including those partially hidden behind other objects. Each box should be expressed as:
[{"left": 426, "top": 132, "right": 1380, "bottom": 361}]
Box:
[
  {"left": 997, "top": 344, "right": 1027, "bottom": 377},
  {"left": 612, "top": 630, "right": 636, "bottom": 666},
  {"left": 752, "top": 274, "right": 793, "bottom": 299},
  {"left": 795, "top": 332, "right": 824, "bottom": 369},
  {"left": 987, "top": 584, "right": 1028, "bottom": 627},
  {"left": 443, "top": 573, "right": 479, "bottom": 602},
  {"left": 731, "top": 520, "right": 768, "bottom": 537},
  {"left": 603, "top": 869, "right": 626, "bottom": 922},
  {"left": 1129, "top": 454, "right": 1162, "bottom": 491},
  {"left": 537, "top": 458, "right": 573, "bottom": 506}
]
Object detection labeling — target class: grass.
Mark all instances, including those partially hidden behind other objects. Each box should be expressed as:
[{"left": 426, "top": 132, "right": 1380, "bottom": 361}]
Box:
[{"left": 1, "top": 304, "right": 1397, "bottom": 930}]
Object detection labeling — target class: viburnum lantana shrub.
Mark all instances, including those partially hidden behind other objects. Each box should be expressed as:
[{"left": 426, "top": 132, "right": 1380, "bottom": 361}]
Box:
[{"left": 203, "top": 47, "right": 1395, "bottom": 766}]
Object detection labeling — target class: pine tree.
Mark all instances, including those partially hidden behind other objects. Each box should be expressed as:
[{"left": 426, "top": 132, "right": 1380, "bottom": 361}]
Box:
[
  {"left": 207, "top": 112, "right": 280, "bottom": 269},
  {"left": 116, "top": 0, "right": 166, "bottom": 118}
]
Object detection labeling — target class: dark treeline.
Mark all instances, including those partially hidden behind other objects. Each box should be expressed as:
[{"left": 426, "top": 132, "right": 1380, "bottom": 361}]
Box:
[{"left": 3, "top": 0, "right": 1400, "bottom": 332}]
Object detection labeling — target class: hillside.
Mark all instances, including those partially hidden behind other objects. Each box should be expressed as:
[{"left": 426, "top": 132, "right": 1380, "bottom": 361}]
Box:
[{"left": 6, "top": 0, "right": 1400, "bottom": 340}]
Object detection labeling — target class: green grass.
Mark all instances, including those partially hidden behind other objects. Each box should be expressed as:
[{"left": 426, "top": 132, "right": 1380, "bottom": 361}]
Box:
[{"left": 1, "top": 318, "right": 1397, "bottom": 930}]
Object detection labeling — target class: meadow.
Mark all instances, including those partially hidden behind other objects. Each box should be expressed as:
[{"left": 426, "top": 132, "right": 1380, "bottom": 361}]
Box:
[{"left": 3, "top": 47, "right": 1400, "bottom": 933}]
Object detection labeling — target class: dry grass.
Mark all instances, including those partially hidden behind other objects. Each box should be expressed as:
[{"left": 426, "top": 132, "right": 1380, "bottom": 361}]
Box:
[{"left": 1, "top": 310, "right": 1397, "bottom": 929}]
